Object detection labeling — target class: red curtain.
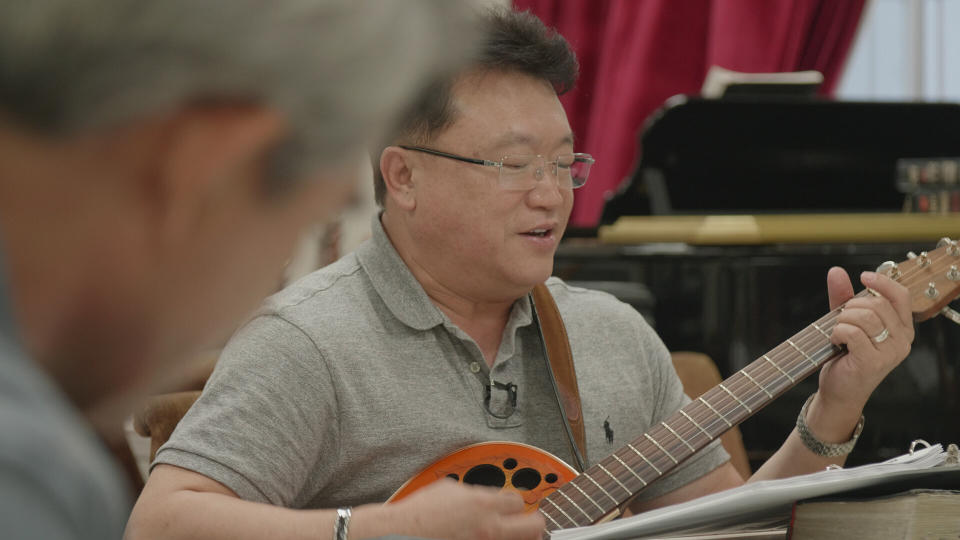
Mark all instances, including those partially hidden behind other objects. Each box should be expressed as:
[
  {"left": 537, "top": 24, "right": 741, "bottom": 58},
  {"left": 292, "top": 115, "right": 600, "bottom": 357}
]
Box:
[{"left": 513, "top": 0, "right": 866, "bottom": 227}]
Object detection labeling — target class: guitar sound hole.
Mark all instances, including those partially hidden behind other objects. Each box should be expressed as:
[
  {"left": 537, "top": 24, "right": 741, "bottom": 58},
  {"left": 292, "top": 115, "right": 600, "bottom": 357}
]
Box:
[
  {"left": 503, "top": 458, "right": 518, "bottom": 470},
  {"left": 545, "top": 473, "right": 558, "bottom": 484},
  {"left": 510, "top": 468, "right": 541, "bottom": 491},
  {"left": 463, "top": 464, "right": 506, "bottom": 488}
]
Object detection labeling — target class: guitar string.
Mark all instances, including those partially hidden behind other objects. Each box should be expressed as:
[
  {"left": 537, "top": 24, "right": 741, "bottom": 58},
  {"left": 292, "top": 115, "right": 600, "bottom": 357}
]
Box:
[
  {"left": 689, "top": 249, "right": 960, "bottom": 453},
  {"left": 707, "top": 311, "right": 841, "bottom": 415},
  {"left": 661, "top": 245, "right": 959, "bottom": 459},
  {"left": 569, "top": 248, "right": 944, "bottom": 517},
  {"left": 613, "top": 312, "right": 842, "bottom": 483},
  {"left": 552, "top": 310, "right": 847, "bottom": 526},
  {"left": 556, "top": 304, "right": 912, "bottom": 525},
  {"left": 554, "top": 308, "right": 846, "bottom": 524},
  {"left": 630, "top": 245, "right": 953, "bottom": 493},
  {"left": 549, "top": 312, "right": 845, "bottom": 524},
  {"left": 625, "top": 329, "right": 834, "bottom": 494},
  {"left": 705, "top": 248, "right": 960, "bottom": 431},
  {"left": 883, "top": 249, "right": 960, "bottom": 301},
  {"left": 554, "top": 291, "right": 889, "bottom": 523},
  {"left": 659, "top": 309, "right": 848, "bottom": 467},
  {"left": 546, "top": 250, "right": 959, "bottom": 526}
]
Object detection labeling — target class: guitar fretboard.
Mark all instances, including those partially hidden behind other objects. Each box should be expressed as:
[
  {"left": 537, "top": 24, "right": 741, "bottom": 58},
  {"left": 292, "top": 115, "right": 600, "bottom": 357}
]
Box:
[{"left": 538, "top": 294, "right": 862, "bottom": 531}]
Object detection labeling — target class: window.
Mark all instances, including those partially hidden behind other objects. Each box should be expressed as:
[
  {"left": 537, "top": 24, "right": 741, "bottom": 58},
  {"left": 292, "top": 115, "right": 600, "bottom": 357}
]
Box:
[{"left": 838, "top": 0, "right": 960, "bottom": 101}]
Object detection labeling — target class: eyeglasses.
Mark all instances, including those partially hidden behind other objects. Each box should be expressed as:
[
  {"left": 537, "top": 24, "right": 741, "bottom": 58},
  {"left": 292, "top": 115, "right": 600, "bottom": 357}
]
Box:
[{"left": 399, "top": 145, "right": 594, "bottom": 191}]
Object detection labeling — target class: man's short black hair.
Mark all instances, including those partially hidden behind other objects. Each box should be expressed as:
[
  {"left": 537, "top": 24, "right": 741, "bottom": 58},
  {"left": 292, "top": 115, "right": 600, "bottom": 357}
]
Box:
[{"left": 373, "top": 8, "right": 579, "bottom": 206}]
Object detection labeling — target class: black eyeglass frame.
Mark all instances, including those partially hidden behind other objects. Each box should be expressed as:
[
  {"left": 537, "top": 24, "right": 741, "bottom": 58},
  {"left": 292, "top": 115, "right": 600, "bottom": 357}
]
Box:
[{"left": 397, "top": 144, "right": 595, "bottom": 189}]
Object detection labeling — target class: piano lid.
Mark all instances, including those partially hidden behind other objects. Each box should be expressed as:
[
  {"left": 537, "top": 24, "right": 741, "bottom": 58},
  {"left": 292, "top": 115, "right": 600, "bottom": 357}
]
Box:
[{"left": 600, "top": 97, "right": 960, "bottom": 224}]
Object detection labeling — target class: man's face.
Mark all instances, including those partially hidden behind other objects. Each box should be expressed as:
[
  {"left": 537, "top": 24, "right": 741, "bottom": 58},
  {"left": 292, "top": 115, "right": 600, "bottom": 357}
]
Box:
[
  {"left": 14, "top": 114, "right": 358, "bottom": 418},
  {"left": 405, "top": 70, "right": 575, "bottom": 300}
]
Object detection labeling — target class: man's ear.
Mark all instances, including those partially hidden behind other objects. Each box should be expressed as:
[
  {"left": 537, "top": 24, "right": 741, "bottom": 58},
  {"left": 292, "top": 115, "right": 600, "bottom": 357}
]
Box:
[
  {"left": 152, "top": 105, "right": 286, "bottom": 243},
  {"left": 380, "top": 146, "right": 417, "bottom": 211}
]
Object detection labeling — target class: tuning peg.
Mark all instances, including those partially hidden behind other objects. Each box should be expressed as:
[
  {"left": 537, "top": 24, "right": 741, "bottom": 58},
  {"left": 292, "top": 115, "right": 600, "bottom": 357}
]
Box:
[
  {"left": 916, "top": 252, "right": 931, "bottom": 267},
  {"left": 927, "top": 282, "right": 940, "bottom": 299},
  {"left": 906, "top": 251, "right": 917, "bottom": 259},
  {"left": 937, "top": 238, "right": 960, "bottom": 257},
  {"left": 949, "top": 265, "right": 960, "bottom": 281},
  {"left": 941, "top": 306, "right": 960, "bottom": 326},
  {"left": 876, "top": 261, "right": 902, "bottom": 279}
]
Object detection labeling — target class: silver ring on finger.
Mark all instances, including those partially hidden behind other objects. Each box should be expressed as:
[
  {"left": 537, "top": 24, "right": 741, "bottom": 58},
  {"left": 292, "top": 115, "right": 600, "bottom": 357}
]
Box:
[{"left": 872, "top": 327, "right": 890, "bottom": 343}]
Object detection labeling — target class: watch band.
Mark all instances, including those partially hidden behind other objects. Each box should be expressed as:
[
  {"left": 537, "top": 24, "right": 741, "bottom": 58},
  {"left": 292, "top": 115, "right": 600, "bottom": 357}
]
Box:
[{"left": 796, "top": 393, "right": 864, "bottom": 457}]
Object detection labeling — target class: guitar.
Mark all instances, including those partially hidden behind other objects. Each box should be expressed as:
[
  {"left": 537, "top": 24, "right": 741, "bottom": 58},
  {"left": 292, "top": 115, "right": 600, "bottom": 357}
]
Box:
[{"left": 388, "top": 239, "right": 960, "bottom": 532}]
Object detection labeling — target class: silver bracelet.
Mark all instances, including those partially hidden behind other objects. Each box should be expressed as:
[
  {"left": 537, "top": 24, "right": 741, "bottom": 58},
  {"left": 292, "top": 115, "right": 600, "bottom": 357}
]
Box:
[
  {"left": 334, "top": 507, "right": 351, "bottom": 540},
  {"left": 796, "top": 393, "right": 864, "bottom": 457}
]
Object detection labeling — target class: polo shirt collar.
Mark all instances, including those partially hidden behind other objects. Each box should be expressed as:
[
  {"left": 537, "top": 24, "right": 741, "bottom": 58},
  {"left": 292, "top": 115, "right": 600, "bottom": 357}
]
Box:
[
  {"left": 356, "top": 215, "right": 446, "bottom": 331},
  {"left": 356, "top": 215, "right": 535, "bottom": 334}
]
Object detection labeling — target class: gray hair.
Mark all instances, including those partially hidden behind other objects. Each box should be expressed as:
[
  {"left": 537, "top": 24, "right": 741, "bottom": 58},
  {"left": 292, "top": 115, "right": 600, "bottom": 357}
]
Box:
[{"left": 0, "top": 0, "right": 477, "bottom": 192}]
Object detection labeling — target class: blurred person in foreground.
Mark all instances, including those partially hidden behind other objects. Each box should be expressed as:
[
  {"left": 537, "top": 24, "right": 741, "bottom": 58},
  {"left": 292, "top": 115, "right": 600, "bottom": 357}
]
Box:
[
  {"left": 128, "top": 8, "right": 914, "bottom": 540},
  {"left": 0, "top": 1, "right": 477, "bottom": 538}
]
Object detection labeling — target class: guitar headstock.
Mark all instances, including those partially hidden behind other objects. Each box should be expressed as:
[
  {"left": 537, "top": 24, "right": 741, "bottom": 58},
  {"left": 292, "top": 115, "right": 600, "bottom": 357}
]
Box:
[{"left": 878, "top": 237, "right": 960, "bottom": 322}]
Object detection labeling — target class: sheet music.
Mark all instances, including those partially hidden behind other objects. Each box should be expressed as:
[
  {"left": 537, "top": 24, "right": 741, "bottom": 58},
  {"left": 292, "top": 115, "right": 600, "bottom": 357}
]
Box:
[{"left": 551, "top": 444, "right": 954, "bottom": 540}]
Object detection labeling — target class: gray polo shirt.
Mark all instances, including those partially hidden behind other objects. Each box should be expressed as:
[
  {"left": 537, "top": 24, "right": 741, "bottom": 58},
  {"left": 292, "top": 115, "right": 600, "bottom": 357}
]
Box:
[{"left": 156, "top": 217, "right": 728, "bottom": 511}]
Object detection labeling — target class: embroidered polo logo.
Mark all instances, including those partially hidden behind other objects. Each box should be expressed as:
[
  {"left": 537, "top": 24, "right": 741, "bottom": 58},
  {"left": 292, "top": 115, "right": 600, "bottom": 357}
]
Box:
[{"left": 603, "top": 416, "right": 614, "bottom": 443}]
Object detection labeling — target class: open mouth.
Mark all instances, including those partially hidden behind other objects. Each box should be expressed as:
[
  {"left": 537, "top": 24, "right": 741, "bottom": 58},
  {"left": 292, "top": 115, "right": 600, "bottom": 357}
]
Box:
[{"left": 522, "top": 228, "right": 552, "bottom": 238}]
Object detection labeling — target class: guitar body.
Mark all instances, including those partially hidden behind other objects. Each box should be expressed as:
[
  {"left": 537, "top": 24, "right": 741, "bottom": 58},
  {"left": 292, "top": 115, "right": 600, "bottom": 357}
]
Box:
[{"left": 388, "top": 441, "right": 578, "bottom": 512}]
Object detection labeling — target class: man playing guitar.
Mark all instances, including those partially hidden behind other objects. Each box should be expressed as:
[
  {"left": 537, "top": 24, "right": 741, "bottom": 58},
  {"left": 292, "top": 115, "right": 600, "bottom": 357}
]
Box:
[{"left": 128, "top": 9, "right": 915, "bottom": 540}]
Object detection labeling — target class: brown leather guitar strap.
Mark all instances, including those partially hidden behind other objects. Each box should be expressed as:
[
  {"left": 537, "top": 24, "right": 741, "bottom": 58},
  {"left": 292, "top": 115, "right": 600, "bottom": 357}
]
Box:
[{"left": 530, "top": 283, "right": 587, "bottom": 472}]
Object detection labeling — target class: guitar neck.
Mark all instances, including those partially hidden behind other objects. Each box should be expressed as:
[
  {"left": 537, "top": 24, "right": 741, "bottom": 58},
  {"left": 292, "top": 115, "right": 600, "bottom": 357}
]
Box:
[{"left": 539, "top": 293, "right": 863, "bottom": 531}]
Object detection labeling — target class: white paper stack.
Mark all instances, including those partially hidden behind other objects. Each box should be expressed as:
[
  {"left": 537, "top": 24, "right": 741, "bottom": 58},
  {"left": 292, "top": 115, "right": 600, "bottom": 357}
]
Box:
[{"left": 550, "top": 444, "right": 958, "bottom": 540}]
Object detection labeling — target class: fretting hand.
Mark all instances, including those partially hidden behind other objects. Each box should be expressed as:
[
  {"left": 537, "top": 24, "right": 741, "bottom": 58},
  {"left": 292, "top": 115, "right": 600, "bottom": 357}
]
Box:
[{"left": 811, "top": 268, "right": 914, "bottom": 440}]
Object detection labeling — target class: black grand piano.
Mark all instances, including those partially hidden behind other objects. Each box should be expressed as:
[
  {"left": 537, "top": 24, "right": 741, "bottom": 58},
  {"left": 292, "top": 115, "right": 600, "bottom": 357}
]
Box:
[{"left": 602, "top": 97, "right": 960, "bottom": 220}]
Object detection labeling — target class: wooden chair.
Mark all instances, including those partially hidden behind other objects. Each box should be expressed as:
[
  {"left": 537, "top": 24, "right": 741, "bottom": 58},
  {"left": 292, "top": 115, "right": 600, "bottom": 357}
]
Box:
[
  {"left": 670, "top": 351, "right": 752, "bottom": 479},
  {"left": 132, "top": 352, "right": 217, "bottom": 463},
  {"left": 134, "top": 390, "right": 204, "bottom": 462}
]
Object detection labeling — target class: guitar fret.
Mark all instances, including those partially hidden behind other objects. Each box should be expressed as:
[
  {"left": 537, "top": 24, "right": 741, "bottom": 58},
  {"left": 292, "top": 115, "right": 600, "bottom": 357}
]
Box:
[
  {"left": 542, "top": 496, "right": 578, "bottom": 527},
  {"left": 680, "top": 410, "right": 713, "bottom": 440},
  {"left": 699, "top": 396, "right": 732, "bottom": 427},
  {"left": 741, "top": 370, "right": 773, "bottom": 399},
  {"left": 557, "top": 489, "right": 593, "bottom": 522},
  {"left": 583, "top": 473, "right": 619, "bottom": 504},
  {"left": 813, "top": 322, "right": 831, "bottom": 340},
  {"left": 597, "top": 463, "right": 633, "bottom": 495},
  {"left": 645, "top": 433, "right": 679, "bottom": 464},
  {"left": 627, "top": 443, "right": 661, "bottom": 475},
  {"left": 613, "top": 454, "right": 648, "bottom": 485},
  {"left": 788, "top": 339, "right": 818, "bottom": 368},
  {"left": 719, "top": 383, "right": 752, "bottom": 413},
  {"left": 763, "top": 354, "right": 795, "bottom": 383},
  {"left": 539, "top": 508, "right": 563, "bottom": 530},
  {"left": 661, "top": 421, "right": 696, "bottom": 452},
  {"left": 569, "top": 481, "right": 606, "bottom": 513}
]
